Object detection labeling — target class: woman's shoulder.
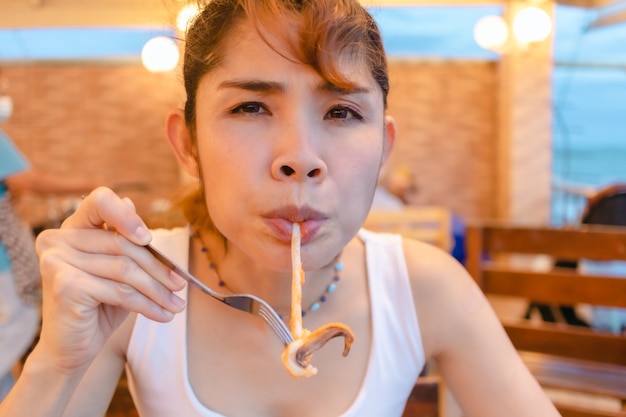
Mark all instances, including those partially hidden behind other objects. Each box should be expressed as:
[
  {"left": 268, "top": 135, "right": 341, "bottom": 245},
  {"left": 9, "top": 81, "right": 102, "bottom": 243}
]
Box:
[
  {"left": 358, "top": 229, "right": 453, "bottom": 270},
  {"left": 400, "top": 236, "right": 486, "bottom": 356},
  {"left": 403, "top": 237, "right": 461, "bottom": 274},
  {"left": 401, "top": 236, "right": 475, "bottom": 303},
  {"left": 358, "top": 229, "right": 470, "bottom": 298}
]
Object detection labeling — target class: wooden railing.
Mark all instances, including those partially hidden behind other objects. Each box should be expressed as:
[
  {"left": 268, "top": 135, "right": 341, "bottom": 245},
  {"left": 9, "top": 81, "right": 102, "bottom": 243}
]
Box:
[{"left": 466, "top": 223, "right": 626, "bottom": 417}]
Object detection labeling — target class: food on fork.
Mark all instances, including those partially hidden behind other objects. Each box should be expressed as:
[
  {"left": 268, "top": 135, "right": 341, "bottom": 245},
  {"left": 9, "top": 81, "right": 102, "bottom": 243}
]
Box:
[
  {"left": 281, "top": 223, "right": 355, "bottom": 378},
  {"left": 281, "top": 323, "right": 354, "bottom": 378}
]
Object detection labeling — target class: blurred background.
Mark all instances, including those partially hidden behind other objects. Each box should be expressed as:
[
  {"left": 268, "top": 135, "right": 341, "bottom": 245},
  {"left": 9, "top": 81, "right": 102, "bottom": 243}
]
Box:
[{"left": 1, "top": 0, "right": 625, "bottom": 230}]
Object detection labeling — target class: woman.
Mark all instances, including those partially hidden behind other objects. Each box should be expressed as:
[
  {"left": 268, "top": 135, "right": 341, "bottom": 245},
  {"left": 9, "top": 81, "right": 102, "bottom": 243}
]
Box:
[{"left": 0, "top": 1, "right": 560, "bottom": 416}]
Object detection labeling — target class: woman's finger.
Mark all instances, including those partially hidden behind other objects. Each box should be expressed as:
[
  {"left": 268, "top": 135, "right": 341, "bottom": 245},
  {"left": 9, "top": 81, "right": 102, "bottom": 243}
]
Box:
[
  {"left": 61, "top": 187, "right": 151, "bottom": 246},
  {"left": 41, "top": 249, "right": 181, "bottom": 323},
  {"left": 64, "top": 249, "right": 186, "bottom": 314},
  {"left": 37, "top": 228, "right": 186, "bottom": 310}
]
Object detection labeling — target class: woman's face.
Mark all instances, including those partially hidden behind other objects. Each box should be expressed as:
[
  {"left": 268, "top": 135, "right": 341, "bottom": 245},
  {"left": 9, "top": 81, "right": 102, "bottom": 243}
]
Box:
[{"left": 182, "top": 21, "right": 393, "bottom": 271}]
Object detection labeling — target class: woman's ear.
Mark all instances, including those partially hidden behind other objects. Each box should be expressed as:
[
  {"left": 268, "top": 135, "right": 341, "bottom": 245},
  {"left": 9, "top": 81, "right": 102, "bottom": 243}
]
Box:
[
  {"left": 166, "top": 110, "right": 199, "bottom": 178},
  {"left": 382, "top": 115, "right": 397, "bottom": 163}
]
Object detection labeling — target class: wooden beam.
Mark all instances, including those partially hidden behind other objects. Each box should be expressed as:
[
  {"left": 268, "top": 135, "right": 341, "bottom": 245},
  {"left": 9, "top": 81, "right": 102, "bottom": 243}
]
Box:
[
  {"left": 557, "top": 0, "right": 619, "bottom": 7},
  {"left": 0, "top": 0, "right": 184, "bottom": 28},
  {"left": 589, "top": 8, "right": 626, "bottom": 28},
  {"left": 0, "top": 0, "right": 619, "bottom": 28}
]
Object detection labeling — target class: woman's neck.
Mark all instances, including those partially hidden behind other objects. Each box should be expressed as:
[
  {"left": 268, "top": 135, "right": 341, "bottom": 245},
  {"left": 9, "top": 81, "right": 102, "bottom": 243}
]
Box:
[{"left": 189, "top": 233, "right": 343, "bottom": 319}]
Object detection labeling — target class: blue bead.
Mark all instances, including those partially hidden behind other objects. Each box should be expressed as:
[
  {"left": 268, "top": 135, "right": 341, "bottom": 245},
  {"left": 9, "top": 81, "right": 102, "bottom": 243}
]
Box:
[
  {"left": 310, "top": 302, "right": 321, "bottom": 312},
  {"left": 334, "top": 261, "right": 344, "bottom": 272},
  {"left": 327, "top": 283, "right": 337, "bottom": 293},
  {"left": 320, "top": 295, "right": 327, "bottom": 303}
]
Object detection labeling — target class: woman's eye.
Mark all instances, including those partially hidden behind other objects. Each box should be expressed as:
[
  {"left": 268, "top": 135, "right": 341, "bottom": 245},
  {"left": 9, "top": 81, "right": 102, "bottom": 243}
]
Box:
[
  {"left": 231, "top": 102, "right": 267, "bottom": 114},
  {"left": 326, "top": 105, "right": 363, "bottom": 121}
]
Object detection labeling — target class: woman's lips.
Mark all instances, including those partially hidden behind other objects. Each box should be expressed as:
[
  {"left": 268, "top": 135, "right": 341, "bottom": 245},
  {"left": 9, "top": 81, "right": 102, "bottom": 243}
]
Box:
[
  {"left": 264, "top": 218, "right": 324, "bottom": 244},
  {"left": 263, "top": 206, "right": 327, "bottom": 244}
]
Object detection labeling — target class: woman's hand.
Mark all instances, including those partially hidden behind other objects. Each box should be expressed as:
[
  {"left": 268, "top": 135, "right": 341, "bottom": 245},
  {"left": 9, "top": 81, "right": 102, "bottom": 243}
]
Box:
[{"left": 34, "top": 187, "right": 186, "bottom": 373}]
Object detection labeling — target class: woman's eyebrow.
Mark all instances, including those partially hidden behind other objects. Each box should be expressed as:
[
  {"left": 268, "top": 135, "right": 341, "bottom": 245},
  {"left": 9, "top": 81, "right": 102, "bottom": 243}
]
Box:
[
  {"left": 218, "top": 79, "right": 373, "bottom": 97},
  {"left": 319, "top": 81, "right": 373, "bottom": 96},
  {"left": 218, "top": 79, "right": 284, "bottom": 93}
]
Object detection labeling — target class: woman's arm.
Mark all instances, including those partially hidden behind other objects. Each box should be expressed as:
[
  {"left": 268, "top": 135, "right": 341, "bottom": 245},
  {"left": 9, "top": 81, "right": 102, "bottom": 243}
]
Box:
[
  {"left": 406, "top": 240, "right": 560, "bottom": 417},
  {"left": 62, "top": 314, "right": 137, "bottom": 417},
  {"left": 0, "top": 322, "right": 129, "bottom": 417},
  {"left": 0, "top": 346, "right": 90, "bottom": 417},
  {"left": 0, "top": 187, "right": 186, "bottom": 417}
]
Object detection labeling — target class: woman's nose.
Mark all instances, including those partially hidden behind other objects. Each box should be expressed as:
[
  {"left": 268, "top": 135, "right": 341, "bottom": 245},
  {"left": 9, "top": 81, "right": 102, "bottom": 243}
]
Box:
[
  {"left": 271, "top": 152, "right": 327, "bottom": 181},
  {"left": 270, "top": 124, "right": 327, "bottom": 182}
]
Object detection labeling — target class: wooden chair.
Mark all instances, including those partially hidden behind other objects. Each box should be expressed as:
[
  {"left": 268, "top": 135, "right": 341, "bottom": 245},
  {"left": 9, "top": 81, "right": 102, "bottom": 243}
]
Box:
[
  {"left": 526, "top": 183, "right": 626, "bottom": 325},
  {"left": 365, "top": 206, "right": 453, "bottom": 252},
  {"left": 402, "top": 376, "right": 441, "bottom": 417},
  {"left": 106, "top": 372, "right": 139, "bottom": 417},
  {"left": 466, "top": 223, "right": 626, "bottom": 417}
]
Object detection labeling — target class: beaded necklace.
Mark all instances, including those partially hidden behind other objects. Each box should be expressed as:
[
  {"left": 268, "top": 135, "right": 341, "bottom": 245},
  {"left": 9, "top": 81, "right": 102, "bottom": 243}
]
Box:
[{"left": 193, "top": 231, "right": 343, "bottom": 318}]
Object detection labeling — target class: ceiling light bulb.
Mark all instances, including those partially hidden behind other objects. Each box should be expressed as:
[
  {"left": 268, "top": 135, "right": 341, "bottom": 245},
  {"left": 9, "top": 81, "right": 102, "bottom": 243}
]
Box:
[
  {"left": 141, "top": 36, "right": 179, "bottom": 73},
  {"left": 513, "top": 7, "right": 552, "bottom": 43},
  {"left": 176, "top": 4, "right": 200, "bottom": 33},
  {"left": 473, "top": 15, "right": 509, "bottom": 52}
]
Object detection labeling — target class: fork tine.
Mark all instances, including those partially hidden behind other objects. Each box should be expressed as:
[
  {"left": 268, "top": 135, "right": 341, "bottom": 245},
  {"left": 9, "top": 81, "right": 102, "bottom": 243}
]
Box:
[
  {"left": 258, "top": 306, "right": 289, "bottom": 341},
  {"left": 221, "top": 296, "right": 291, "bottom": 344},
  {"left": 258, "top": 305, "right": 293, "bottom": 344},
  {"left": 274, "top": 323, "right": 293, "bottom": 345},
  {"left": 272, "top": 318, "right": 293, "bottom": 344},
  {"left": 147, "top": 243, "right": 293, "bottom": 345}
]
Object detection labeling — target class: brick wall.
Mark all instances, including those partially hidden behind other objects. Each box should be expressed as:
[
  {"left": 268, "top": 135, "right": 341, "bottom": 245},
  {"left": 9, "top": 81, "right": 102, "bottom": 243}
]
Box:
[
  {"left": 1, "top": 64, "right": 185, "bottom": 227},
  {"left": 1, "top": 59, "right": 499, "bottom": 227},
  {"left": 386, "top": 59, "right": 498, "bottom": 221}
]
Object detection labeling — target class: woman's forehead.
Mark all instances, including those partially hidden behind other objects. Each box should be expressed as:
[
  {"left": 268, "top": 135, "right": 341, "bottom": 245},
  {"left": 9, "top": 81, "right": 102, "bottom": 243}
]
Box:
[{"left": 203, "top": 19, "right": 377, "bottom": 93}]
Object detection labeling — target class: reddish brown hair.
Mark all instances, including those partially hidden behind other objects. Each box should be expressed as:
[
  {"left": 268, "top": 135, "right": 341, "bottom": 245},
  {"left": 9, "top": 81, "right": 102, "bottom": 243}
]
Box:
[{"left": 175, "top": 0, "right": 389, "bottom": 233}]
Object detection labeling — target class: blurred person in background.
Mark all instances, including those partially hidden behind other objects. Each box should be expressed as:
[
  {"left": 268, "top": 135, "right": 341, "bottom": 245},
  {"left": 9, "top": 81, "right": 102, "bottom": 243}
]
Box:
[
  {"left": 0, "top": 69, "right": 99, "bottom": 399},
  {"left": 371, "top": 164, "right": 418, "bottom": 209},
  {"left": 371, "top": 164, "right": 466, "bottom": 264}
]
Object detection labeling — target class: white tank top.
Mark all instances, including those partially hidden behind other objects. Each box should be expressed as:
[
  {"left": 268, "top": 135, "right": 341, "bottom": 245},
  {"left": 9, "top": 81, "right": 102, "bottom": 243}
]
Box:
[{"left": 126, "top": 228, "right": 425, "bottom": 416}]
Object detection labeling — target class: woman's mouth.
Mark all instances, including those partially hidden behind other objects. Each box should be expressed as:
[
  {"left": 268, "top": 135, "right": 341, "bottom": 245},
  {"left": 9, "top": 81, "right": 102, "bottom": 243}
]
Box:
[{"left": 263, "top": 206, "right": 327, "bottom": 244}]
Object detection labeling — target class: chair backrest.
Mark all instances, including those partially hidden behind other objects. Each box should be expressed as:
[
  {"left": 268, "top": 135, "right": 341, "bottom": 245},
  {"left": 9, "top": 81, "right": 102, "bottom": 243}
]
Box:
[
  {"left": 581, "top": 183, "right": 626, "bottom": 226},
  {"left": 466, "top": 223, "right": 626, "bottom": 367},
  {"left": 365, "top": 206, "right": 452, "bottom": 251}
]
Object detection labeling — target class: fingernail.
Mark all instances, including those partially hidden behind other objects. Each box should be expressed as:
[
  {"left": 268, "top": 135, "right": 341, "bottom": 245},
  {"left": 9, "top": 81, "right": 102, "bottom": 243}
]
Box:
[
  {"left": 170, "top": 293, "right": 186, "bottom": 310},
  {"left": 134, "top": 226, "right": 151, "bottom": 244},
  {"left": 170, "top": 270, "right": 187, "bottom": 287},
  {"left": 161, "top": 309, "right": 175, "bottom": 321}
]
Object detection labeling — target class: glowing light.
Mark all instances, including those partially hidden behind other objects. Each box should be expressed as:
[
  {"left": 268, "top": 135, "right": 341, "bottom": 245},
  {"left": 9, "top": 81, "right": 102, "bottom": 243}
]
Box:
[
  {"left": 473, "top": 15, "right": 509, "bottom": 52},
  {"left": 176, "top": 4, "right": 200, "bottom": 33},
  {"left": 513, "top": 7, "right": 552, "bottom": 44},
  {"left": 141, "top": 36, "right": 179, "bottom": 73}
]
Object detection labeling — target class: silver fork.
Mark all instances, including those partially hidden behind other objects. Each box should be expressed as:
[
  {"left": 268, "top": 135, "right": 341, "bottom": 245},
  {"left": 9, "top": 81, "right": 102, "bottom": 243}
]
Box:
[{"left": 145, "top": 244, "right": 294, "bottom": 345}]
